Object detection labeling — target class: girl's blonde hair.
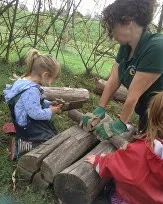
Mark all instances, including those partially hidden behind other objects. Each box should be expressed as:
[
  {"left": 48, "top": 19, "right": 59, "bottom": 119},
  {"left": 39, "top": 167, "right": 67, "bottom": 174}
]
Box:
[
  {"left": 147, "top": 91, "right": 163, "bottom": 142},
  {"left": 24, "top": 49, "right": 60, "bottom": 79}
]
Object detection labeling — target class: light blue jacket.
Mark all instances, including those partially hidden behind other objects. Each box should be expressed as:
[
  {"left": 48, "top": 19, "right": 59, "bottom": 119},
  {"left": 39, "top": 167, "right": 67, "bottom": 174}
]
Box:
[{"left": 4, "top": 78, "right": 52, "bottom": 126}]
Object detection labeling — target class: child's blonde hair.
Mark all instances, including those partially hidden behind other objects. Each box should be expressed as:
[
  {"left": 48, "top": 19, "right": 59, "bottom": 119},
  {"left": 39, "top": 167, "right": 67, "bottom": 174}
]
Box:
[
  {"left": 24, "top": 49, "right": 60, "bottom": 79},
  {"left": 147, "top": 91, "right": 163, "bottom": 141}
]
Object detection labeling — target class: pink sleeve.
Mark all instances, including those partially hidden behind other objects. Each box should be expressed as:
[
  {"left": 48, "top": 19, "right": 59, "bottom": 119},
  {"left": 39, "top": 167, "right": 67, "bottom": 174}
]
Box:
[
  {"left": 92, "top": 141, "right": 145, "bottom": 183},
  {"left": 93, "top": 153, "right": 114, "bottom": 179}
]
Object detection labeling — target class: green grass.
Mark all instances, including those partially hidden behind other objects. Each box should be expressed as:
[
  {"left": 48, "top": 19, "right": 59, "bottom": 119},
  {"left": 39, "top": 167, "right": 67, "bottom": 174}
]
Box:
[
  {"left": 0, "top": 9, "right": 116, "bottom": 77},
  {"left": 2, "top": 47, "right": 113, "bottom": 78}
]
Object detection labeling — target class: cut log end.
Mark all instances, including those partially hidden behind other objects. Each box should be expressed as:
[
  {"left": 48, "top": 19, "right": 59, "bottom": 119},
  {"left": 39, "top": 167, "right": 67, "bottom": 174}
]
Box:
[
  {"left": 54, "top": 173, "right": 91, "bottom": 204},
  {"left": 32, "top": 171, "right": 49, "bottom": 189},
  {"left": 18, "top": 155, "right": 39, "bottom": 173}
]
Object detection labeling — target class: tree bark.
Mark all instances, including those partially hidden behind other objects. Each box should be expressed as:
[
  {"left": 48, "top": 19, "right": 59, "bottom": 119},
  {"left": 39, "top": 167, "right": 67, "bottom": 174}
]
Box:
[
  {"left": 5, "top": 0, "right": 19, "bottom": 61},
  {"left": 43, "top": 87, "right": 89, "bottom": 101},
  {"left": 95, "top": 79, "right": 128, "bottom": 103},
  {"left": 0, "top": 0, "right": 17, "bottom": 16},
  {"left": 33, "top": 0, "right": 42, "bottom": 48}
]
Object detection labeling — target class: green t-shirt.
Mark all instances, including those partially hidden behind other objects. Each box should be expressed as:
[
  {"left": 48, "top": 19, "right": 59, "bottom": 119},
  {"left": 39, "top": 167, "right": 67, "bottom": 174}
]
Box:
[{"left": 116, "top": 31, "right": 163, "bottom": 114}]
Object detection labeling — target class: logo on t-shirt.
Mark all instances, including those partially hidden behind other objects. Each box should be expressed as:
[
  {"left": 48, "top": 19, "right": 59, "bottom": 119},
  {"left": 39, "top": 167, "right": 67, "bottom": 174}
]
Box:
[{"left": 129, "top": 65, "right": 136, "bottom": 76}]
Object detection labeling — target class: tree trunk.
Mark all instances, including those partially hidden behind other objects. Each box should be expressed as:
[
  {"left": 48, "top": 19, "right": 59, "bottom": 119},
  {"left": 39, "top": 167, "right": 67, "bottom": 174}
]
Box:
[
  {"left": 40, "top": 126, "right": 99, "bottom": 183},
  {"left": 43, "top": 87, "right": 89, "bottom": 101},
  {"left": 0, "top": 0, "right": 16, "bottom": 16},
  {"left": 61, "top": 0, "right": 71, "bottom": 50},
  {"left": 33, "top": 0, "right": 42, "bottom": 48},
  {"left": 18, "top": 126, "right": 77, "bottom": 173},
  {"left": 95, "top": 79, "right": 128, "bottom": 103},
  {"left": 5, "top": 0, "right": 19, "bottom": 61}
]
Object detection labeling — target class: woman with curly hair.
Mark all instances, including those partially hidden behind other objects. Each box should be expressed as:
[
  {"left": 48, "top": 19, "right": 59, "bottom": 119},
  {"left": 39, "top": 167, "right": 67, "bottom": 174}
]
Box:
[{"left": 81, "top": 0, "right": 163, "bottom": 140}]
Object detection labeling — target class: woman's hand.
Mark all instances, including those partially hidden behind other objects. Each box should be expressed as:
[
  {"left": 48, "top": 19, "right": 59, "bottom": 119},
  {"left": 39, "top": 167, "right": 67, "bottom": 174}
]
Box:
[
  {"left": 84, "top": 155, "right": 96, "bottom": 165},
  {"left": 50, "top": 104, "right": 62, "bottom": 114}
]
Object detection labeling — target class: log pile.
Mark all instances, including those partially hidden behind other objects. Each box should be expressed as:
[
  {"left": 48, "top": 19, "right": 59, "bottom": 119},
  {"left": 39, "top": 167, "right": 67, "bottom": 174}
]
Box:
[
  {"left": 17, "top": 125, "right": 98, "bottom": 187},
  {"left": 17, "top": 110, "right": 136, "bottom": 203},
  {"left": 95, "top": 79, "right": 128, "bottom": 103}
]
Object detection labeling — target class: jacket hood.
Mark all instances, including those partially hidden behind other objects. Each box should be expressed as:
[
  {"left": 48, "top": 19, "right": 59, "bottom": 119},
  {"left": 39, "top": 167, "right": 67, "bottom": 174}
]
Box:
[{"left": 4, "top": 78, "right": 39, "bottom": 102}]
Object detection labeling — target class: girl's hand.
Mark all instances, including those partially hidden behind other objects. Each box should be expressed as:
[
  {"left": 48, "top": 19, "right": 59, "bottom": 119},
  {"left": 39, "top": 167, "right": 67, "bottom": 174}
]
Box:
[
  {"left": 84, "top": 155, "right": 96, "bottom": 165},
  {"left": 50, "top": 104, "right": 62, "bottom": 114}
]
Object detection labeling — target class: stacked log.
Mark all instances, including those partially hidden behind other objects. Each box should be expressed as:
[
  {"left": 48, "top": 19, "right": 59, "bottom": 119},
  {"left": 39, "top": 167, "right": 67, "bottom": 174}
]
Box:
[
  {"left": 17, "top": 109, "right": 136, "bottom": 203},
  {"left": 17, "top": 126, "right": 82, "bottom": 186},
  {"left": 54, "top": 141, "right": 115, "bottom": 204},
  {"left": 95, "top": 79, "right": 128, "bottom": 103},
  {"left": 41, "top": 126, "right": 98, "bottom": 183},
  {"left": 17, "top": 125, "right": 99, "bottom": 187},
  {"left": 53, "top": 110, "right": 136, "bottom": 204}
]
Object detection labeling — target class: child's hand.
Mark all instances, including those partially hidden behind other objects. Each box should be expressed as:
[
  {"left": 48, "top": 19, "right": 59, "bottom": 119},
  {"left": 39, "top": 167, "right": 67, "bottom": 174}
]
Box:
[
  {"left": 51, "top": 98, "right": 65, "bottom": 106},
  {"left": 84, "top": 155, "right": 96, "bottom": 165},
  {"left": 50, "top": 104, "right": 62, "bottom": 114}
]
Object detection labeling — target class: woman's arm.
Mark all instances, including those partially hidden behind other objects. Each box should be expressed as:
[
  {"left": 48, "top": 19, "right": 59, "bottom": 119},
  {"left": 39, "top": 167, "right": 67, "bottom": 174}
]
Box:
[
  {"left": 99, "top": 62, "right": 121, "bottom": 107},
  {"left": 120, "top": 71, "right": 161, "bottom": 124}
]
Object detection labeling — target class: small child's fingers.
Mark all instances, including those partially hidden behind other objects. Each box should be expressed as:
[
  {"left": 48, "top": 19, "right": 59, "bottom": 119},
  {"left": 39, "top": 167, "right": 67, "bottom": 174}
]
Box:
[
  {"left": 84, "top": 155, "right": 95, "bottom": 163},
  {"left": 84, "top": 159, "right": 91, "bottom": 164},
  {"left": 51, "top": 100, "right": 59, "bottom": 106},
  {"left": 84, "top": 158, "right": 89, "bottom": 162}
]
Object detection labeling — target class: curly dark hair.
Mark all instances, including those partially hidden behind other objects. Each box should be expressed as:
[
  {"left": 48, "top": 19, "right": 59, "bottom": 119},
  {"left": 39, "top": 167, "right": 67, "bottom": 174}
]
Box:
[{"left": 102, "top": 0, "right": 157, "bottom": 37}]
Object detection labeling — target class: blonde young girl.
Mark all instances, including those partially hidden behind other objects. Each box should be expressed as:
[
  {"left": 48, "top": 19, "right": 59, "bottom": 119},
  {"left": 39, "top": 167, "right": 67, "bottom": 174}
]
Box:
[
  {"left": 85, "top": 91, "right": 163, "bottom": 204},
  {"left": 4, "top": 49, "right": 61, "bottom": 158}
]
